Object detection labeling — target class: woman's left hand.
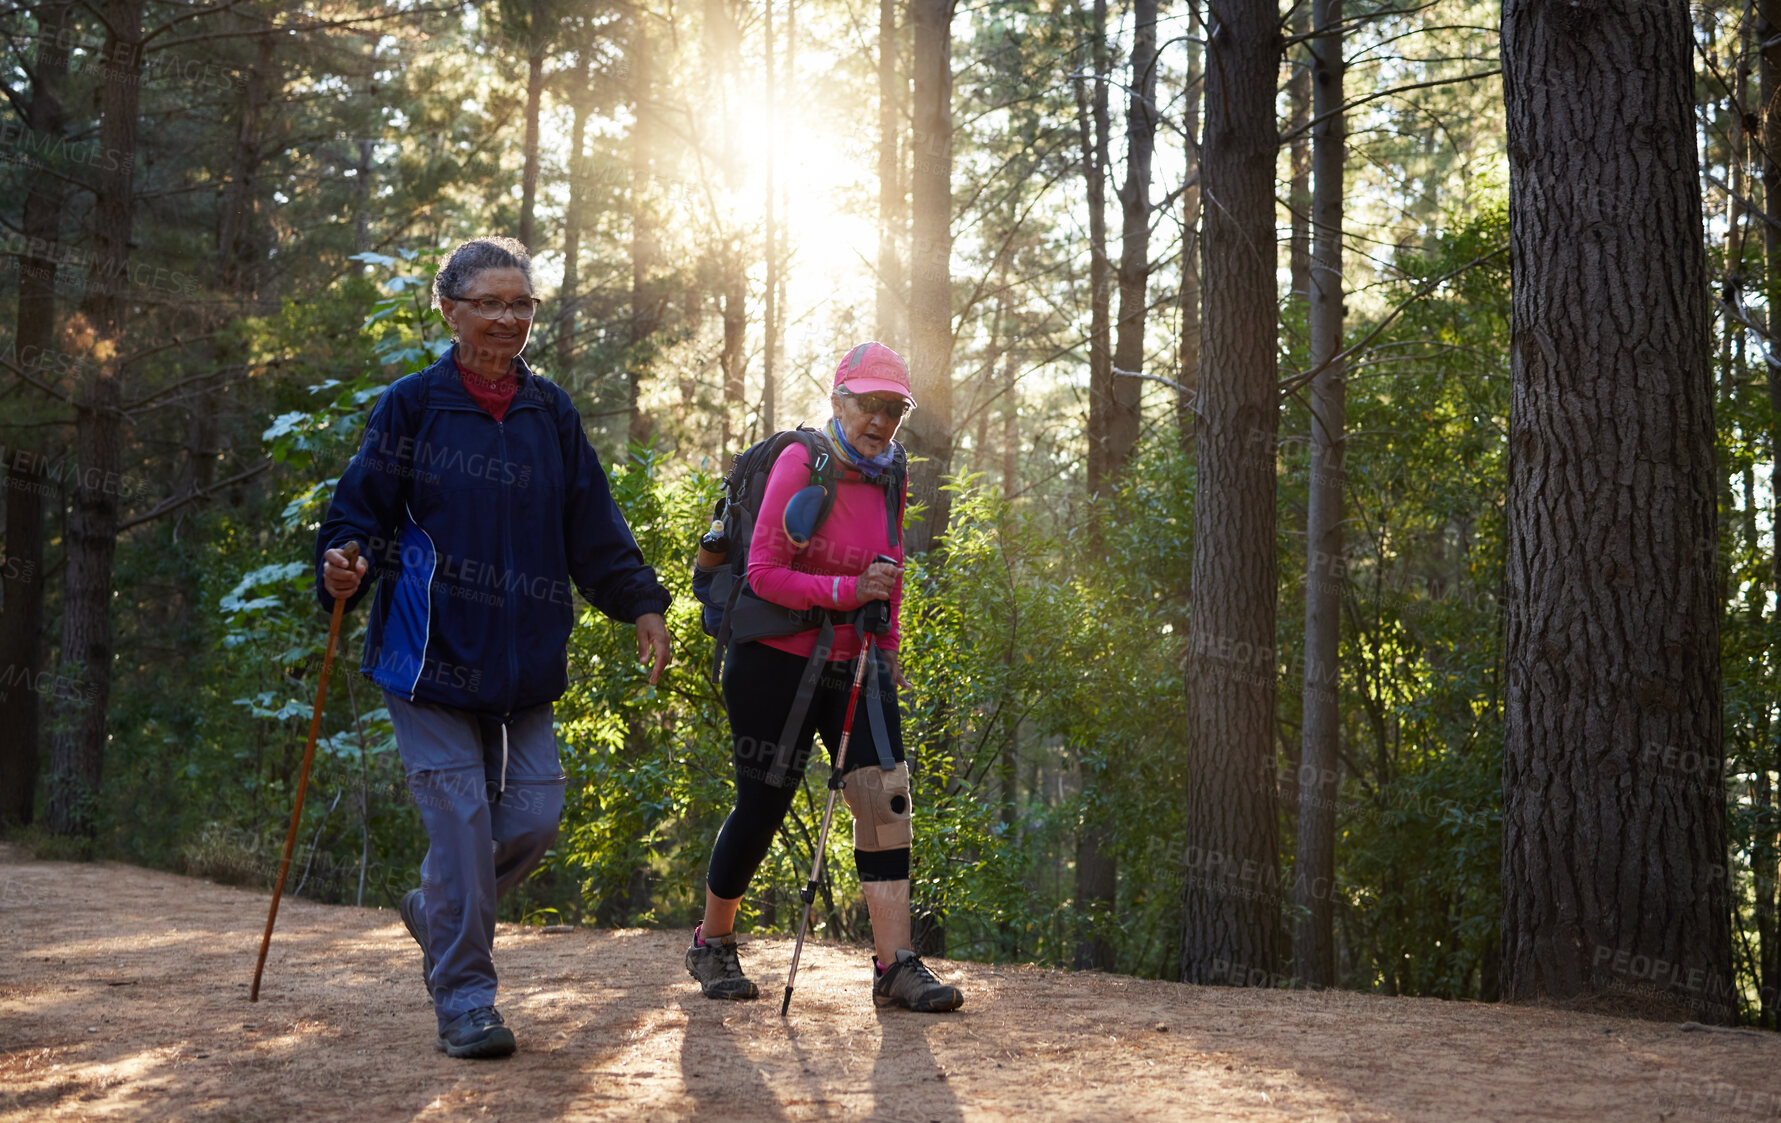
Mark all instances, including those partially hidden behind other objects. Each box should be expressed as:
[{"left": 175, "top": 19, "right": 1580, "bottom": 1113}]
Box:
[
  {"left": 882, "top": 648, "right": 912, "bottom": 691},
  {"left": 635, "top": 613, "right": 672, "bottom": 684}
]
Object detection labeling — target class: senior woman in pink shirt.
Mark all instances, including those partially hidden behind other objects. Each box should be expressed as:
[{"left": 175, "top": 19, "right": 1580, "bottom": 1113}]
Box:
[{"left": 681, "top": 342, "right": 964, "bottom": 1013}]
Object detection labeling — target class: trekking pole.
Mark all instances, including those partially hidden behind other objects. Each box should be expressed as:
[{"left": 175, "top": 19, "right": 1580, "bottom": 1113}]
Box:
[
  {"left": 781, "top": 557, "right": 897, "bottom": 1017},
  {"left": 250, "top": 541, "right": 359, "bottom": 1002}
]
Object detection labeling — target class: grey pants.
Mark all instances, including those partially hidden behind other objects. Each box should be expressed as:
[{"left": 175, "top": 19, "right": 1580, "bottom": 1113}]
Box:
[{"left": 386, "top": 692, "right": 566, "bottom": 1028}]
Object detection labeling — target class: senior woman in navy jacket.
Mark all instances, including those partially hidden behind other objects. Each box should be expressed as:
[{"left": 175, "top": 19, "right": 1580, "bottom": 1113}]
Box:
[{"left": 315, "top": 236, "right": 671, "bottom": 1059}]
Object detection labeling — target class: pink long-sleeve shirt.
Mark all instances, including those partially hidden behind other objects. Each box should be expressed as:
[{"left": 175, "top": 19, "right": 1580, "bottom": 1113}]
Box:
[{"left": 748, "top": 440, "right": 904, "bottom": 661}]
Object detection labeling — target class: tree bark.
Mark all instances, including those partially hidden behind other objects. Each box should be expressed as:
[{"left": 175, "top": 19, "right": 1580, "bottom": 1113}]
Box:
[
  {"left": 1763, "top": 0, "right": 1781, "bottom": 1031},
  {"left": 559, "top": 57, "right": 591, "bottom": 377},
  {"left": 0, "top": 455, "right": 48, "bottom": 827},
  {"left": 0, "top": 0, "right": 74, "bottom": 826},
  {"left": 520, "top": 50, "right": 544, "bottom": 250},
  {"left": 1177, "top": 0, "right": 1203, "bottom": 450},
  {"left": 1179, "top": 0, "right": 1282, "bottom": 984},
  {"left": 214, "top": 33, "right": 276, "bottom": 298},
  {"left": 45, "top": 0, "right": 143, "bottom": 837},
  {"left": 1500, "top": 0, "right": 1731, "bottom": 1020},
  {"left": 630, "top": 14, "right": 660, "bottom": 447},
  {"left": 1109, "top": 0, "right": 1156, "bottom": 480},
  {"left": 354, "top": 136, "right": 373, "bottom": 261},
  {"left": 710, "top": 0, "right": 746, "bottom": 451},
  {"left": 1002, "top": 334, "right": 1019, "bottom": 493},
  {"left": 1287, "top": 5, "right": 1311, "bottom": 307},
  {"left": 1291, "top": 0, "right": 1344, "bottom": 990},
  {"left": 720, "top": 257, "right": 747, "bottom": 451},
  {"left": 1078, "top": 0, "right": 1113, "bottom": 503},
  {"left": 762, "top": 0, "right": 779, "bottom": 434},
  {"left": 902, "top": 0, "right": 954, "bottom": 553},
  {"left": 877, "top": 0, "right": 905, "bottom": 349}
]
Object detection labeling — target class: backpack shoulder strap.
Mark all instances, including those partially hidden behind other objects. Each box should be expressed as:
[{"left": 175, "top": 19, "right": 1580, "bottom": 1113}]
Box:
[{"left": 884, "top": 443, "right": 908, "bottom": 549}]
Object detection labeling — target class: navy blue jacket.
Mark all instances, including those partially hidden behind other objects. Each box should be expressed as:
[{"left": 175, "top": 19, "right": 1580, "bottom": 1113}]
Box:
[{"left": 314, "top": 349, "right": 670, "bottom": 716}]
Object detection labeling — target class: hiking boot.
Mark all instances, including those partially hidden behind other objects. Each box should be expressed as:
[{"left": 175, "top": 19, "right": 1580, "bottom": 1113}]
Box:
[
  {"left": 685, "top": 923, "right": 759, "bottom": 1000},
  {"left": 435, "top": 1005, "right": 516, "bottom": 1059},
  {"left": 873, "top": 949, "right": 964, "bottom": 1012},
  {"left": 399, "top": 888, "right": 436, "bottom": 999}
]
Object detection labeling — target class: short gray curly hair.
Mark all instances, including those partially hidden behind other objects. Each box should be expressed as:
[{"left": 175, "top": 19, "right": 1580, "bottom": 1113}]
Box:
[{"left": 433, "top": 236, "right": 533, "bottom": 306}]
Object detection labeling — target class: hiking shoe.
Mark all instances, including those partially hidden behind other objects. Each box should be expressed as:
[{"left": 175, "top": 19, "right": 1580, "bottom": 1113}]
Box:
[
  {"left": 435, "top": 1005, "right": 516, "bottom": 1059},
  {"left": 399, "top": 888, "right": 436, "bottom": 999},
  {"left": 873, "top": 949, "right": 964, "bottom": 1012},
  {"left": 685, "top": 923, "right": 759, "bottom": 1000}
]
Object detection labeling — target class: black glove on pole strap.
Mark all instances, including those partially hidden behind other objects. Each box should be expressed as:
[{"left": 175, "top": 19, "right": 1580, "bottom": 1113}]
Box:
[
  {"left": 780, "top": 623, "right": 879, "bottom": 1016},
  {"left": 250, "top": 541, "right": 359, "bottom": 1002}
]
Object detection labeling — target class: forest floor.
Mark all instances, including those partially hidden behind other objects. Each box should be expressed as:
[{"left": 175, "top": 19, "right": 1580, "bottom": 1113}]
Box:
[{"left": 2, "top": 846, "right": 1778, "bottom": 1122}]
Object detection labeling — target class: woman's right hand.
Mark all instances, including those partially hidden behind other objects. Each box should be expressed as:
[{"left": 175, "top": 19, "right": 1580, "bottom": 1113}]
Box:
[
  {"left": 854, "top": 559, "right": 901, "bottom": 605},
  {"left": 323, "top": 547, "right": 369, "bottom": 600}
]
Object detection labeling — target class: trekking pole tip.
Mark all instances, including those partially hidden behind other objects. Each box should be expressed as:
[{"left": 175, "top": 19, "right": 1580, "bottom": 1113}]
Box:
[{"left": 779, "top": 986, "right": 793, "bottom": 1017}]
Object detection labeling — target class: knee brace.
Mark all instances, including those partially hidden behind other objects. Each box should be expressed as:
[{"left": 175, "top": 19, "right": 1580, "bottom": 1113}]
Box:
[{"left": 843, "top": 761, "right": 913, "bottom": 851}]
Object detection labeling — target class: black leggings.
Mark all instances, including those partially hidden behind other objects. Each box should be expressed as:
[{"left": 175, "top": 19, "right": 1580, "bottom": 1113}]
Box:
[{"left": 705, "top": 641, "right": 909, "bottom": 899}]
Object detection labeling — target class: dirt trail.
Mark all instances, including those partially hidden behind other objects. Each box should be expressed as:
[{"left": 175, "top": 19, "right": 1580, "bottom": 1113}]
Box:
[{"left": 1, "top": 847, "right": 1776, "bottom": 1122}]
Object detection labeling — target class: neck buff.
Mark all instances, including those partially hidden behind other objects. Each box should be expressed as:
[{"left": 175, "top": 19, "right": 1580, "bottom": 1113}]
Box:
[{"left": 827, "top": 417, "right": 897, "bottom": 481}]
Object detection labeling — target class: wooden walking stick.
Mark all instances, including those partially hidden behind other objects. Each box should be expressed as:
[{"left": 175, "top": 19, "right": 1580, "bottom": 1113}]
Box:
[{"left": 250, "top": 541, "right": 359, "bottom": 1002}]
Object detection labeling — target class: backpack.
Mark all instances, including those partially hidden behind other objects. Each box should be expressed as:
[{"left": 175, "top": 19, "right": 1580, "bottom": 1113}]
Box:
[
  {"left": 692, "top": 426, "right": 906, "bottom": 675},
  {"left": 691, "top": 426, "right": 908, "bottom": 784}
]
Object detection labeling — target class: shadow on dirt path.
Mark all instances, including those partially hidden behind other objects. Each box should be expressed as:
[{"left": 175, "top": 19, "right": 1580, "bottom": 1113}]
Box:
[{"left": 3, "top": 847, "right": 1779, "bottom": 1121}]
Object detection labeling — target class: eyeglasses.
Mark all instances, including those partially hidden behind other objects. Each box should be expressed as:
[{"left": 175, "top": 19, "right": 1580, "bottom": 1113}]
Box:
[
  {"left": 837, "top": 387, "right": 913, "bottom": 419},
  {"left": 455, "top": 295, "right": 543, "bottom": 321}
]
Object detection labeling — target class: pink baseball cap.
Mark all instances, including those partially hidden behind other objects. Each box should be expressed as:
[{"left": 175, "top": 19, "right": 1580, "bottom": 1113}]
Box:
[{"left": 833, "top": 341, "right": 916, "bottom": 407}]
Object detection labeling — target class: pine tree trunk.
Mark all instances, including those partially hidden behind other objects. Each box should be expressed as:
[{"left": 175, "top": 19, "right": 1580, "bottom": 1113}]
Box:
[
  {"left": 762, "top": 0, "right": 779, "bottom": 435},
  {"left": 1110, "top": 0, "right": 1156, "bottom": 478},
  {"left": 721, "top": 256, "right": 746, "bottom": 451},
  {"left": 902, "top": 0, "right": 954, "bottom": 553},
  {"left": 45, "top": 0, "right": 142, "bottom": 836},
  {"left": 1287, "top": 6, "right": 1311, "bottom": 308},
  {"left": 775, "top": 0, "right": 794, "bottom": 431},
  {"left": 1177, "top": 0, "right": 1203, "bottom": 451},
  {"left": 1072, "top": 65, "right": 1112, "bottom": 953},
  {"left": 0, "top": 456, "right": 47, "bottom": 826},
  {"left": 1760, "top": 0, "right": 1781, "bottom": 1030},
  {"left": 354, "top": 137, "right": 372, "bottom": 260},
  {"left": 630, "top": 17, "right": 659, "bottom": 447},
  {"left": 0, "top": 0, "right": 73, "bottom": 826},
  {"left": 1292, "top": 0, "right": 1344, "bottom": 990},
  {"left": 1179, "top": 0, "right": 1282, "bottom": 984},
  {"left": 1002, "top": 338, "right": 1019, "bottom": 492},
  {"left": 215, "top": 34, "right": 275, "bottom": 295},
  {"left": 559, "top": 59, "right": 591, "bottom": 378},
  {"left": 1500, "top": 0, "right": 1731, "bottom": 1021},
  {"left": 877, "top": 0, "right": 905, "bottom": 349},
  {"left": 1078, "top": 0, "right": 1112, "bottom": 501},
  {"left": 520, "top": 51, "right": 544, "bottom": 250}
]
